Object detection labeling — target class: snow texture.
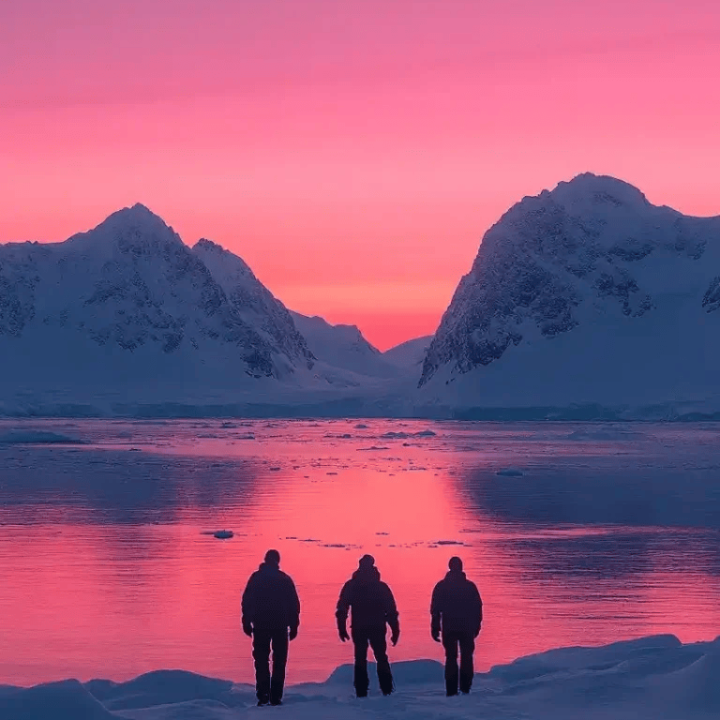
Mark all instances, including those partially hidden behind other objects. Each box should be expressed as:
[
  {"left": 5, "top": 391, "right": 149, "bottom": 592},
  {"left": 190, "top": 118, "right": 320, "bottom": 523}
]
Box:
[
  {"left": 2, "top": 635, "right": 719, "bottom": 719},
  {"left": 0, "top": 205, "right": 305, "bottom": 388},
  {"left": 291, "top": 311, "right": 402, "bottom": 378},
  {"left": 382, "top": 335, "right": 433, "bottom": 369},
  {"left": 418, "top": 173, "right": 720, "bottom": 419}
]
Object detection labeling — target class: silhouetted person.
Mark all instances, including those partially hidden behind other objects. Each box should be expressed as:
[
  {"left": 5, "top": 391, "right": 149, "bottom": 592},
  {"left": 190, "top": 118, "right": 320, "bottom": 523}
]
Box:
[
  {"left": 336, "top": 554, "right": 399, "bottom": 697},
  {"left": 431, "top": 557, "right": 483, "bottom": 696},
  {"left": 241, "top": 549, "right": 300, "bottom": 706}
]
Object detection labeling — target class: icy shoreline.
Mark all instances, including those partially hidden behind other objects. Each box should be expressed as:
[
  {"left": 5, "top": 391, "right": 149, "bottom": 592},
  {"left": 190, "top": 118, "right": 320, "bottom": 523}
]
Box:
[{"left": 3, "top": 635, "right": 719, "bottom": 719}]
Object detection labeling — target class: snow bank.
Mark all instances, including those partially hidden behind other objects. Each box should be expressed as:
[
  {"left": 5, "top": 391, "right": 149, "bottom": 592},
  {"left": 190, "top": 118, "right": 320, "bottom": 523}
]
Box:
[{"left": 3, "top": 635, "right": 720, "bottom": 719}]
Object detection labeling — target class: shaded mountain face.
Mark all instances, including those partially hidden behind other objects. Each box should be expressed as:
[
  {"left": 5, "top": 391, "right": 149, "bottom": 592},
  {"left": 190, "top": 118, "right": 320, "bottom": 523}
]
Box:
[
  {"left": 383, "top": 336, "right": 433, "bottom": 370},
  {"left": 0, "top": 205, "right": 309, "bottom": 382},
  {"left": 420, "top": 173, "right": 720, "bottom": 391},
  {"left": 290, "top": 312, "right": 402, "bottom": 378},
  {"left": 193, "top": 239, "right": 314, "bottom": 368}
]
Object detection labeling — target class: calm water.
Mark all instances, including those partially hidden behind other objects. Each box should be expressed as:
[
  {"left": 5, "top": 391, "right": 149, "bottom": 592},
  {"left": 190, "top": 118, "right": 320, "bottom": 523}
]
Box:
[{"left": 1, "top": 419, "right": 719, "bottom": 686}]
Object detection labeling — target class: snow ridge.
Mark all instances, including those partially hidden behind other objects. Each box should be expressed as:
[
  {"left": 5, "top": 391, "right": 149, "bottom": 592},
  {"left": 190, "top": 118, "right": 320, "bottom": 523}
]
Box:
[{"left": 2, "top": 635, "right": 720, "bottom": 720}]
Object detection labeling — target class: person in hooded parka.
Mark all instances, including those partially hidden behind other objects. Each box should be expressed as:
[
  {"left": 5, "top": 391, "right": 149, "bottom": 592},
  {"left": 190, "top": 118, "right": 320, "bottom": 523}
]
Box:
[
  {"left": 430, "top": 556, "right": 483, "bottom": 696},
  {"left": 241, "top": 549, "right": 300, "bottom": 706},
  {"left": 336, "top": 554, "right": 400, "bottom": 697}
]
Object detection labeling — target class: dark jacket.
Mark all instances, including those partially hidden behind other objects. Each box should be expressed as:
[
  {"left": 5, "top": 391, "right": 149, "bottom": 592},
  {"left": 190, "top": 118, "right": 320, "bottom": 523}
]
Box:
[
  {"left": 242, "top": 563, "right": 300, "bottom": 631},
  {"left": 336, "top": 566, "right": 399, "bottom": 633},
  {"left": 431, "top": 570, "right": 483, "bottom": 636}
]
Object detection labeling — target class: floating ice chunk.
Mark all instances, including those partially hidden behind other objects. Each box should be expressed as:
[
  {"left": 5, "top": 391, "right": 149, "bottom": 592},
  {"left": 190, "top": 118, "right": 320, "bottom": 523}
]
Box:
[
  {"left": 0, "top": 431, "right": 86, "bottom": 445},
  {"left": 496, "top": 467, "right": 525, "bottom": 477},
  {"left": 213, "top": 530, "right": 233, "bottom": 540}
]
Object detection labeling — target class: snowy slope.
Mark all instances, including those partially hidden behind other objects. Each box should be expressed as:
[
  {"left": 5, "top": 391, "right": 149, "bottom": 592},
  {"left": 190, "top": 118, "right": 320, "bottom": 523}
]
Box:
[
  {"left": 193, "top": 239, "right": 314, "bottom": 368},
  {"left": 418, "top": 174, "right": 720, "bottom": 419},
  {"left": 291, "top": 312, "right": 403, "bottom": 379},
  {"left": 0, "top": 205, "right": 322, "bottom": 409},
  {"left": 383, "top": 336, "right": 433, "bottom": 371},
  {"left": 2, "top": 635, "right": 719, "bottom": 719}
]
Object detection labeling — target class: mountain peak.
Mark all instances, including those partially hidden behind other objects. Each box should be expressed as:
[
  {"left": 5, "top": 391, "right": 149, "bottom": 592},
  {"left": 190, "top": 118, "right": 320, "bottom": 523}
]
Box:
[
  {"left": 105, "top": 203, "right": 169, "bottom": 228},
  {"left": 194, "top": 238, "right": 223, "bottom": 252},
  {"left": 547, "top": 173, "right": 649, "bottom": 209}
]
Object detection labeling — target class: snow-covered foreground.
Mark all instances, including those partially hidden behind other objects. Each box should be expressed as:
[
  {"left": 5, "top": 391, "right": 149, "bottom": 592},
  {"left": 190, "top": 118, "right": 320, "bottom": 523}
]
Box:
[{"left": 3, "top": 635, "right": 719, "bottom": 720}]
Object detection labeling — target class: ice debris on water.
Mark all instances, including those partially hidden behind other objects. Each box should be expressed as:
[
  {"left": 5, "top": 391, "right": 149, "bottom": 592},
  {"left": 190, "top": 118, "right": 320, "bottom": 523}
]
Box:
[
  {"left": 213, "top": 530, "right": 233, "bottom": 539},
  {"left": 496, "top": 467, "right": 525, "bottom": 477},
  {"left": 0, "top": 431, "right": 87, "bottom": 445}
]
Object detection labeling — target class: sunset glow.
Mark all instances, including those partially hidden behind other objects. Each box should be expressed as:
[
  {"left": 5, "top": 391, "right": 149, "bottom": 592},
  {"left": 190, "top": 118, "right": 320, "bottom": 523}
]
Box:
[{"left": 2, "top": 0, "right": 719, "bottom": 348}]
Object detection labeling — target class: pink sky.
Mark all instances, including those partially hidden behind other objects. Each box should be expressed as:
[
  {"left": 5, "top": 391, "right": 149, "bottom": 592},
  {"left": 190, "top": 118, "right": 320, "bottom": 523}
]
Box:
[{"left": 2, "top": 0, "right": 719, "bottom": 349}]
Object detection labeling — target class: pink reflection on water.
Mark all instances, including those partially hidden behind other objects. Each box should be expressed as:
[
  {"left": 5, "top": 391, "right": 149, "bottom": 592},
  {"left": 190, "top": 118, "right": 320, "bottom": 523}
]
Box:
[{"left": 1, "top": 420, "right": 720, "bottom": 686}]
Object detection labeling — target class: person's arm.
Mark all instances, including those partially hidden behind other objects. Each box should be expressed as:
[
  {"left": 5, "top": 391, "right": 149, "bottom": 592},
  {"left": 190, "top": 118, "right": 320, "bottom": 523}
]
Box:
[
  {"left": 241, "top": 574, "right": 257, "bottom": 636},
  {"left": 430, "top": 582, "right": 442, "bottom": 641},
  {"left": 383, "top": 584, "right": 400, "bottom": 646},
  {"left": 288, "top": 577, "right": 301, "bottom": 639},
  {"left": 335, "top": 581, "right": 352, "bottom": 641},
  {"left": 472, "top": 583, "right": 483, "bottom": 637}
]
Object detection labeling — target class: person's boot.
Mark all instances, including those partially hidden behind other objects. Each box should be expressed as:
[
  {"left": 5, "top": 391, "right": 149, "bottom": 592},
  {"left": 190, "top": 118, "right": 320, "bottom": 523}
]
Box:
[
  {"left": 257, "top": 696, "right": 269, "bottom": 706},
  {"left": 379, "top": 672, "right": 394, "bottom": 696}
]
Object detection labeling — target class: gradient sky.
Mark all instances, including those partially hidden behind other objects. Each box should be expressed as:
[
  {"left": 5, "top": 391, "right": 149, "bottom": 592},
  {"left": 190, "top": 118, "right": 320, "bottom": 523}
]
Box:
[{"left": 2, "top": 1, "right": 719, "bottom": 349}]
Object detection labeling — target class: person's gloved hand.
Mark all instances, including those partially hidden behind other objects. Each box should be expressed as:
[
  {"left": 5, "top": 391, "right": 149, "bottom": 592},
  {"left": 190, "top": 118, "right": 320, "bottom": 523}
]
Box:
[
  {"left": 289, "top": 626, "right": 298, "bottom": 641},
  {"left": 431, "top": 628, "right": 441, "bottom": 642},
  {"left": 243, "top": 622, "right": 253, "bottom": 638},
  {"left": 338, "top": 626, "right": 350, "bottom": 642},
  {"left": 391, "top": 627, "right": 400, "bottom": 647}
]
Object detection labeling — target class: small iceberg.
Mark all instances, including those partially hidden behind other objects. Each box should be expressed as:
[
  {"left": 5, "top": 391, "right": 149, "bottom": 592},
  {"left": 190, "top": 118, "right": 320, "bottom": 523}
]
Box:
[
  {"left": 496, "top": 467, "right": 525, "bottom": 477},
  {"left": 213, "top": 530, "right": 234, "bottom": 540}
]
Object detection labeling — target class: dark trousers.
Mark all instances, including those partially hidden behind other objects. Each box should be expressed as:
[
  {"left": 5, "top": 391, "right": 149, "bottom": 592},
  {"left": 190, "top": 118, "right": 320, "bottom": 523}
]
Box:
[
  {"left": 252, "top": 628, "right": 289, "bottom": 703},
  {"left": 442, "top": 631, "right": 475, "bottom": 695},
  {"left": 351, "top": 627, "right": 394, "bottom": 696}
]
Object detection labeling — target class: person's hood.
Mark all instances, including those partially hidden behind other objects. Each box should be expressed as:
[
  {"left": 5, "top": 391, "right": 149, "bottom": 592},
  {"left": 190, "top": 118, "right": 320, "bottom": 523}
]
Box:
[
  {"left": 352, "top": 565, "right": 381, "bottom": 583},
  {"left": 445, "top": 569, "right": 467, "bottom": 582}
]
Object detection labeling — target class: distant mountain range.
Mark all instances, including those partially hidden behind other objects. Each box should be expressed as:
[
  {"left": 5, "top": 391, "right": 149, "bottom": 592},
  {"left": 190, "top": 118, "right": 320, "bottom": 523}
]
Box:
[{"left": 1, "top": 173, "right": 719, "bottom": 419}]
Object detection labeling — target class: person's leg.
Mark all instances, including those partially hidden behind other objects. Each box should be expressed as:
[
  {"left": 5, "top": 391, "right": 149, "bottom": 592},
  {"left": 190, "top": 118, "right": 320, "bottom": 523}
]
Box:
[
  {"left": 369, "top": 628, "right": 393, "bottom": 696},
  {"left": 351, "top": 628, "right": 370, "bottom": 697},
  {"left": 442, "top": 632, "right": 459, "bottom": 696},
  {"left": 252, "top": 630, "right": 272, "bottom": 704},
  {"left": 269, "top": 629, "right": 289, "bottom": 705},
  {"left": 459, "top": 633, "right": 476, "bottom": 694}
]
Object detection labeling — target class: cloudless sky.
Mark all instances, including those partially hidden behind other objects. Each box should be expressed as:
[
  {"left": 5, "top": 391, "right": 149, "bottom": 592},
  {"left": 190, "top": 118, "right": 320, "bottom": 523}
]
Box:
[{"left": 1, "top": 0, "right": 719, "bottom": 349}]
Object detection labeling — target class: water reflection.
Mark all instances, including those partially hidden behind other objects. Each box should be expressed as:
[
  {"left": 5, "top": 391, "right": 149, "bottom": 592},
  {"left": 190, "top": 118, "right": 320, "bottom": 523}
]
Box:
[
  {"left": 1, "top": 419, "right": 719, "bottom": 687},
  {"left": 0, "top": 448, "right": 259, "bottom": 525}
]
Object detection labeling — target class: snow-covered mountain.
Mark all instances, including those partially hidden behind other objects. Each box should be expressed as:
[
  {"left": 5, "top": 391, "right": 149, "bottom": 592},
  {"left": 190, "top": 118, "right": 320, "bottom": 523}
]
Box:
[
  {"left": 0, "top": 205, "right": 321, "bottom": 409},
  {"left": 383, "top": 336, "right": 433, "bottom": 371},
  {"left": 418, "top": 173, "right": 720, "bottom": 419},
  {"left": 193, "top": 238, "right": 313, "bottom": 368},
  {"left": 290, "top": 312, "right": 402, "bottom": 379}
]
